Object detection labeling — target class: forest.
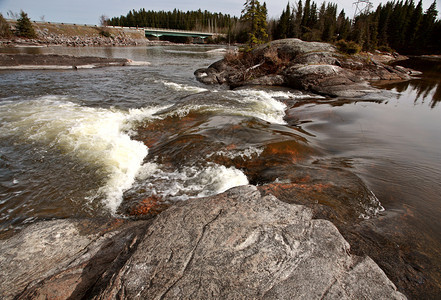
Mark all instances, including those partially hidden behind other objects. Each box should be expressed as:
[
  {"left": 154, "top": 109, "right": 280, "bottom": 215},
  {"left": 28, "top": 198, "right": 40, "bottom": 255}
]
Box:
[{"left": 107, "top": 0, "right": 440, "bottom": 54}]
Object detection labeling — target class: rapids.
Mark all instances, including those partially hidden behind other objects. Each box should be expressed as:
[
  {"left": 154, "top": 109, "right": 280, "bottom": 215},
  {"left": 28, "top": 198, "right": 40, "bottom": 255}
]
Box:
[{"left": 1, "top": 45, "right": 441, "bottom": 297}]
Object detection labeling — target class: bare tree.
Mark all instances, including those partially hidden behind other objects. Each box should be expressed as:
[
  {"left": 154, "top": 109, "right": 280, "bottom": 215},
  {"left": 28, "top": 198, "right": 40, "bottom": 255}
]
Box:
[
  {"left": 7, "top": 10, "right": 20, "bottom": 20},
  {"left": 99, "top": 15, "right": 109, "bottom": 27}
]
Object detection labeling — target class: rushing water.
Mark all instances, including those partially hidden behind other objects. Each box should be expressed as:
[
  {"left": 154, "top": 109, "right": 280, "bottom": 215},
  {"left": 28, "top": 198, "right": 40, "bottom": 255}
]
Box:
[{"left": 0, "top": 46, "right": 440, "bottom": 296}]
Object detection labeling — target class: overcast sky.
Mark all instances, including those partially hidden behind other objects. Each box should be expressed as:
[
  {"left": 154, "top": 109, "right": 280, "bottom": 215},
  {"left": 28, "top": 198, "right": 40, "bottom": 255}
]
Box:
[{"left": 0, "top": 0, "right": 439, "bottom": 25}]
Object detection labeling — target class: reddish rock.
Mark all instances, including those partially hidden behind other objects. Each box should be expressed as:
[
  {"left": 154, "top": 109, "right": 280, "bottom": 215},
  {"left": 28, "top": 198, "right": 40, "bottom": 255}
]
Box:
[{"left": 129, "top": 195, "right": 169, "bottom": 216}]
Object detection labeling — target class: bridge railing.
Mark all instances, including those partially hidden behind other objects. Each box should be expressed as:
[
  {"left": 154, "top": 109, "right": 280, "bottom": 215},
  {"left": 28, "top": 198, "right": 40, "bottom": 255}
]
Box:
[{"left": 107, "top": 26, "right": 223, "bottom": 36}]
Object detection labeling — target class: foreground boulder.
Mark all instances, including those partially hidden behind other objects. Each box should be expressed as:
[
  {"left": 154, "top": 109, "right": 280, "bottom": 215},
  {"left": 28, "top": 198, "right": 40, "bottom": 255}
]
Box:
[
  {"left": 195, "top": 39, "right": 419, "bottom": 97},
  {"left": 0, "top": 186, "right": 405, "bottom": 299}
]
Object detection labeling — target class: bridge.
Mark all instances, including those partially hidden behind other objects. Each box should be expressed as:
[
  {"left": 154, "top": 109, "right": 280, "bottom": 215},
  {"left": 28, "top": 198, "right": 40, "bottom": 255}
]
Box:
[{"left": 144, "top": 27, "right": 220, "bottom": 39}]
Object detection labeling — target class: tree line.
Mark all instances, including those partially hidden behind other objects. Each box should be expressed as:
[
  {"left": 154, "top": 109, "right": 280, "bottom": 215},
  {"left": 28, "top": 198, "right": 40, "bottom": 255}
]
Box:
[
  {"left": 270, "top": 0, "right": 440, "bottom": 54},
  {"left": 107, "top": 0, "right": 439, "bottom": 54},
  {"left": 107, "top": 9, "right": 237, "bottom": 33}
]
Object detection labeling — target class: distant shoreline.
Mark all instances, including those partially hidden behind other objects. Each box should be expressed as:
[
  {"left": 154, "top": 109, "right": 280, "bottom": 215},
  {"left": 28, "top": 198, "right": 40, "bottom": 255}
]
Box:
[
  {"left": 2, "top": 20, "right": 154, "bottom": 47},
  {"left": 0, "top": 53, "right": 150, "bottom": 70}
]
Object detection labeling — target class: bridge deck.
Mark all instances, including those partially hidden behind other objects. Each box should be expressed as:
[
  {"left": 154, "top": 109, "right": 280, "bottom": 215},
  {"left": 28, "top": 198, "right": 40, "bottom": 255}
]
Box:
[{"left": 144, "top": 27, "right": 219, "bottom": 38}]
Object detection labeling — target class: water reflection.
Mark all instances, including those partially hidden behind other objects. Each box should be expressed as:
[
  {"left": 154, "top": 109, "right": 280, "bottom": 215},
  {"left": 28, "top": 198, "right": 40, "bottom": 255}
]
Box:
[
  {"left": 378, "top": 57, "right": 441, "bottom": 108},
  {"left": 376, "top": 78, "right": 441, "bottom": 108}
]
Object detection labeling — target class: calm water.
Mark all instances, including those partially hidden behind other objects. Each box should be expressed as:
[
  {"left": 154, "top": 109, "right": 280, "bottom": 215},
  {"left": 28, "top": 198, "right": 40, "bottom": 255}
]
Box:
[{"left": 0, "top": 46, "right": 440, "bottom": 296}]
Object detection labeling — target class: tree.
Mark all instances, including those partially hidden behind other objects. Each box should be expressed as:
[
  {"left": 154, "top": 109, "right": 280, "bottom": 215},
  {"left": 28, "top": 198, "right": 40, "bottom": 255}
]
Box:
[
  {"left": 407, "top": 1, "right": 422, "bottom": 42},
  {"left": 0, "top": 13, "right": 12, "bottom": 38},
  {"left": 99, "top": 15, "right": 109, "bottom": 27},
  {"left": 241, "top": 0, "right": 268, "bottom": 46},
  {"left": 336, "top": 10, "right": 350, "bottom": 40},
  {"left": 292, "top": 0, "right": 303, "bottom": 38},
  {"left": 15, "top": 11, "right": 36, "bottom": 38},
  {"left": 275, "top": 3, "right": 291, "bottom": 39}
]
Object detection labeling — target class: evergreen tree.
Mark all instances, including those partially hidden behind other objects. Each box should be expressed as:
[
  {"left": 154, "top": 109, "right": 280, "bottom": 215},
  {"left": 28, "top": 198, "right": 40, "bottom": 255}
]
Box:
[
  {"left": 15, "top": 11, "right": 36, "bottom": 38},
  {"left": 377, "top": 3, "right": 392, "bottom": 47},
  {"left": 107, "top": 2, "right": 440, "bottom": 53},
  {"left": 301, "top": 0, "right": 311, "bottom": 34},
  {"left": 336, "top": 10, "right": 350, "bottom": 40},
  {"left": 276, "top": 3, "right": 292, "bottom": 39},
  {"left": 406, "top": 0, "right": 423, "bottom": 48},
  {"left": 241, "top": 0, "right": 268, "bottom": 46},
  {"left": 258, "top": 2, "right": 269, "bottom": 41},
  {"left": 292, "top": 0, "right": 303, "bottom": 38},
  {"left": 416, "top": 0, "right": 438, "bottom": 49},
  {"left": 321, "top": 3, "right": 337, "bottom": 42}
]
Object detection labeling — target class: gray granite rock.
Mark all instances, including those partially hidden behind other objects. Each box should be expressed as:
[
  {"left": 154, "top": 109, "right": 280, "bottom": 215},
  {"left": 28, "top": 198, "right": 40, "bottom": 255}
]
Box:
[
  {"left": 94, "top": 185, "right": 406, "bottom": 299},
  {"left": 0, "top": 219, "right": 150, "bottom": 299},
  {"left": 0, "top": 186, "right": 406, "bottom": 299},
  {"left": 195, "top": 38, "right": 414, "bottom": 97}
]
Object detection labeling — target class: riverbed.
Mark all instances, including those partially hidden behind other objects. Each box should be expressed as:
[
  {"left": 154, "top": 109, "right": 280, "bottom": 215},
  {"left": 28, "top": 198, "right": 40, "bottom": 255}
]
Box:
[{"left": 0, "top": 45, "right": 440, "bottom": 298}]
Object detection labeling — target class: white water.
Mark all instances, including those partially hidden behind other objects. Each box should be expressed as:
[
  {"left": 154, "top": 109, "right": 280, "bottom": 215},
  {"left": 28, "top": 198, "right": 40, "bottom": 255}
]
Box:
[
  {"left": 0, "top": 88, "right": 329, "bottom": 214},
  {"left": 0, "top": 96, "right": 163, "bottom": 212},
  {"left": 0, "top": 94, "right": 254, "bottom": 212},
  {"left": 156, "top": 88, "right": 315, "bottom": 125},
  {"left": 136, "top": 162, "right": 248, "bottom": 201},
  {"left": 156, "top": 80, "right": 209, "bottom": 93}
]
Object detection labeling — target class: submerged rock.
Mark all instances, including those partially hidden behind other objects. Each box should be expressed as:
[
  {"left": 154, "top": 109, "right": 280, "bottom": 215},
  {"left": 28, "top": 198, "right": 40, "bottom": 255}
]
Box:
[
  {"left": 0, "top": 186, "right": 406, "bottom": 299},
  {"left": 195, "top": 38, "right": 415, "bottom": 97}
]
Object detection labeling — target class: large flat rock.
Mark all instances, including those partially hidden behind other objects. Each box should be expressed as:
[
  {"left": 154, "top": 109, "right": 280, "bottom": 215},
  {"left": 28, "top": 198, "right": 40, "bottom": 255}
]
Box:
[
  {"left": 96, "top": 185, "right": 406, "bottom": 299},
  {"left": 0, "top": 186, "right": 406, "bottom": 299}
]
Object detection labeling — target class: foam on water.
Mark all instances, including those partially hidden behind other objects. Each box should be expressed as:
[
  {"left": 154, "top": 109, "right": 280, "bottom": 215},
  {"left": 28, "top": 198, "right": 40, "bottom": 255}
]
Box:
[
  {"left": 136, "top": 162, "right": 249, "bottom": 201},
  {"left": 207, "top": 146, "right": 263, "bottom": 160},
  {"left": 156, "top": 80, "right": 209, "bottom": 93},
  {"left": 0, "top": 95, "right": 251, "bottom": 212},
  {"left": 157, "top": 88, "right": 308, "bottom": 125},
  {"left": 0, "top": 96, "right": 165, "bottom": 212},
  {"left": 359, "top": 190, "right": 385, "bottom": 219},
  {"left": 205, "top": 48, "right": 227, "bottom": 54},
  {"left": 230, "top": 89, "right": 288, "bottom": 124}
]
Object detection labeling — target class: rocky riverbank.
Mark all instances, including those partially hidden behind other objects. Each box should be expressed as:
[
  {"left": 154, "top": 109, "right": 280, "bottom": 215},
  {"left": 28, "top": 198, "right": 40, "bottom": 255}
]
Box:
[
  {"left": 1, "top": 21, "right": 153, "bottom": 47},
  {"left": 195, "top": 38, "right": 420, "bottom": 97},
  {"left": 0, "top": 53, "right": 150, "bottom": 70},
  {"left": 0, "top": 185, "right": 406, "bottom": 299}
]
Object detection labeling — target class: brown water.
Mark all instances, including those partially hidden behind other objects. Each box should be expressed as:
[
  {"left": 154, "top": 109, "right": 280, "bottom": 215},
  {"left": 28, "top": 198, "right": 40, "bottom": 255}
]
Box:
[{"left": 0, "top": 47, "right": 440, "bottom": 298}]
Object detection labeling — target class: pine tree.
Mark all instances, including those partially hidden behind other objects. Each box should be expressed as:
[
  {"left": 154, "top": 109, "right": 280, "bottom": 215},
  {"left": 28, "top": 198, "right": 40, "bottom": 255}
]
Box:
[
  {"left": 336, "top": 10, "right": 350, "bottom": 40},
  {"left": 292, "top": 0, "right": 303, "bottom": 38},
  {"left": 406, "top": 0, "right": 423, "bottom": 48},
  {"left": 257, "top": 2, "right": 269, "bottom": 41},
  {"left": 321, "top": 3, "right": 337, "bottom": 42},
  {"left": 15, "top": 11, "right": 36, "bottom": 38},
  {"left": 301, "top": 0, "right": 311, "bottom": 33},
  {"left": 241, "top": 0, "right": 268, "bottom": 46},
  {"left": 276, "top": 3, "right": 291, "bottom": 39},
  {"left": 417, "top": 0, "right": 438, "bottom": 49}
]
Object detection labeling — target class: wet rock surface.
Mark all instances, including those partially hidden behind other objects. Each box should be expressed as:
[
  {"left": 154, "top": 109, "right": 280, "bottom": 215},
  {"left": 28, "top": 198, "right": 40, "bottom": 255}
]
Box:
[
  {"left": 195, "top": 38, "right": 416, "bottom": 97},
  {"left": 0, "top": 218, "right": 151, "bottom": 299},
  {"left": 0, "top": 186, "right": 406, "bottom": 299}
]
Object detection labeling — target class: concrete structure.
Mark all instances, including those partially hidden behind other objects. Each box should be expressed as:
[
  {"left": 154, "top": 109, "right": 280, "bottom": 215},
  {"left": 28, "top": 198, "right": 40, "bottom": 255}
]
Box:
[{"left": 144, "top": 27, "right": 218, "bottom": 39}]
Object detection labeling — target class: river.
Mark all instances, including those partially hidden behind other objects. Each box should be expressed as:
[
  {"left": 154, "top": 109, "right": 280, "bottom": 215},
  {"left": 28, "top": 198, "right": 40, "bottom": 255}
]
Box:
[{"left": 0, "top": 46, "right": 440, "bottom": 298}]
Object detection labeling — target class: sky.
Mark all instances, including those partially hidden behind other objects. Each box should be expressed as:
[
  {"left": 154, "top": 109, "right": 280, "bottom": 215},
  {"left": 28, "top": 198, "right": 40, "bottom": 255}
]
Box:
[{"left": 0, "top": 0, "right": 439, "bottom": 25}]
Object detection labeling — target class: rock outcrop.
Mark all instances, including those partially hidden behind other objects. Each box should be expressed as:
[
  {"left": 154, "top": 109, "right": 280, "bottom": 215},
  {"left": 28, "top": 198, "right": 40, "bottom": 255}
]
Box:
[
  {"left": 0, "top": 186, "right": 406, "bottom": 299},
  {"left": 195, "top": 39, "right": 420, "bottom": 97}
]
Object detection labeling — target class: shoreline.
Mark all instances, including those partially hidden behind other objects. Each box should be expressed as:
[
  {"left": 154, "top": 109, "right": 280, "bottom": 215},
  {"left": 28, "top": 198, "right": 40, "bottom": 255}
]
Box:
[{"left": 0, "top": 53, "right": 150, "bottom": 70}]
